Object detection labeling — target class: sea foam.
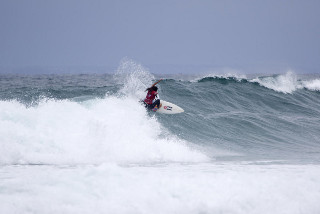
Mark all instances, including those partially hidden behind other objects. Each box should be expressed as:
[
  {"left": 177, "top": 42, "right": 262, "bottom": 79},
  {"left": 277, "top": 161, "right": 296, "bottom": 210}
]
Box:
[
  {"left": 302, "top": 79, "right": 320, "bottom": 91},
  {"left": 1, "top": 164, "right": 320, "bottom": 214},
  {"left": 0, "top": 97, "right": 208, "bottom": 165},
  {"left": 250, "top": 71, "right": 301, "bottom": 94}
]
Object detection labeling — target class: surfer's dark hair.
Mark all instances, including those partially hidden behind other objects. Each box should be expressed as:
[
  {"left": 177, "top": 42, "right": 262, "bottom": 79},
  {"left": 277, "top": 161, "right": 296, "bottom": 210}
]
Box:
[{"left": 146, "top": 86, "right": 158, "bottom": 92}]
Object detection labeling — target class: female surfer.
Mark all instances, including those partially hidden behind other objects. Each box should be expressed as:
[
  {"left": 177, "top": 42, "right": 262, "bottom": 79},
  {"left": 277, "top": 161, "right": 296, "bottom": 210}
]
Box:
[{"left": 144, "top": 79, "right": 162, "bottom": 111}]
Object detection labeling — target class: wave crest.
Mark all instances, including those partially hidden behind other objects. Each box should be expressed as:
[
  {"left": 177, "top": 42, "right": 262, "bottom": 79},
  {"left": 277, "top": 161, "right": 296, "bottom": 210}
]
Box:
[
  {"left": 194, "top": 71, "right": 320, "bottom": 94},
  {"left": 250, "top": 71, "right": 301, "bottom": 94},
  {"left": 302, "top": 79, "right": 320, "bottom": 92}
]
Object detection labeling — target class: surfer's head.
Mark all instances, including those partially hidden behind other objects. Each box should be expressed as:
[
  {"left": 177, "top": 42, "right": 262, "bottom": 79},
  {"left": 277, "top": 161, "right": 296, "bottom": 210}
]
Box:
[
  {"left": 151, "top": 86, "right": 158, "bottom": 91},
  {"left": 147, "top": 86, "right": 158, "bottom": 92}
]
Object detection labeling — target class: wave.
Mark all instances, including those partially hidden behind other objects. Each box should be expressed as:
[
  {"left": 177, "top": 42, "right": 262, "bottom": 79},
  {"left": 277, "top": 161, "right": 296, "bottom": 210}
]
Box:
[
  {"left": 302, "top": 79, "right": 320, "bottom": 91},
  {"left": 195, "top": 71, "right": 320, "bottom": 94},
  {"left": 0, "top": 59, "right": 209, "bottom": 165},
  {"left": 195, "top": 73, "right": 247, "bottom": 83},
  {"left": 1, "top": 59, "right": 320, "bottom": 164},
  {"left": 198, "top": 76, "right": 248, "bottom": 84},
  {"left": 250, "top": 71, "right": 301, "bottom": 93}
]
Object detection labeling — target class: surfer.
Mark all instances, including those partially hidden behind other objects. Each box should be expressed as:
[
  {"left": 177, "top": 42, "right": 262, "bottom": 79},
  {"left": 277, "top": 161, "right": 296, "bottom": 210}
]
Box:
[{"left": 144, "top": 79, "right": 162, "bottom": 111}]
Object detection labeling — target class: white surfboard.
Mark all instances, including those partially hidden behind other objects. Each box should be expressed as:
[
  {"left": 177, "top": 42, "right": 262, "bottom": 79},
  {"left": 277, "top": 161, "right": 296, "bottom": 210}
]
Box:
[{"left": 157, "top": 100, "right": 184, "bottom": 114}]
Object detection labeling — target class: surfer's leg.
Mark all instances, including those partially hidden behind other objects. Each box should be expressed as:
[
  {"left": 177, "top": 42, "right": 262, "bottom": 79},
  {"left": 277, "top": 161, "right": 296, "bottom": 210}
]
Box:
[
  {"left": 150, "top": 100, "right": 160, "bottom": 112},
  {"left": 154, "top": 99, "right": 161, "bottom": 108}
]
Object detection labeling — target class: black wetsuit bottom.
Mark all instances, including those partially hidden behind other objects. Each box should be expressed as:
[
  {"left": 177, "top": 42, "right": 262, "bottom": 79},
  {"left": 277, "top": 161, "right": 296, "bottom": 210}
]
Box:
[{"left": 145, "top": 99, "right": 160, "bottom": 110}]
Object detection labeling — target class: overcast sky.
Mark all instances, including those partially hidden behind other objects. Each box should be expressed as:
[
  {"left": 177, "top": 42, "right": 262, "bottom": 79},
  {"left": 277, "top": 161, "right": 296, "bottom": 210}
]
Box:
[{"left": 0, "top": 0, "right": 319, "bottom": 73}]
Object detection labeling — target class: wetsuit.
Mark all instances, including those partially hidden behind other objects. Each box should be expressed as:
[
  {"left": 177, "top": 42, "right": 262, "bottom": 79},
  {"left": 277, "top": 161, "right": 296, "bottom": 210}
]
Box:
[{"left": 144, "top": 90, "right": 160, "bottom": 110}]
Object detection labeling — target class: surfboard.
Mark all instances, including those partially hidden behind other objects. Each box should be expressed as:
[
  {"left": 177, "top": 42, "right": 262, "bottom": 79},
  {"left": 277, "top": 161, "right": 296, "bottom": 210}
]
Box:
[{"left": 157, "top": 100, "right": 184, "bottom": 114}]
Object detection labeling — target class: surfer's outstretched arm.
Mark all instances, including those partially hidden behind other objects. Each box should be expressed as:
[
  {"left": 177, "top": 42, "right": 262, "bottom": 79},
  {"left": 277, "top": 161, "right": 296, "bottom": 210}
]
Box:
[
  {"left": 145, "top": 79, "right": 163, "bottom": 91},
  {"left": 151, "top": 79, "right": 163, "bottom": 87}
]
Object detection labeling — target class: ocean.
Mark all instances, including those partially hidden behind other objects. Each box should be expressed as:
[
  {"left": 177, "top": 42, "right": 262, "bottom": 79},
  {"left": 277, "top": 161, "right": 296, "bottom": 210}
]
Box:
[{"left": 1, "top": 60, "right": 320, "bottom": 213}]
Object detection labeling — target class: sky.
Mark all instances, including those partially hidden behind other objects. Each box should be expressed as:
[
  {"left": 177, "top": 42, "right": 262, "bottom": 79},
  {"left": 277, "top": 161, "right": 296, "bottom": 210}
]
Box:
[{"left": 0, "top": 0, "right": 320, "bottom": 73}]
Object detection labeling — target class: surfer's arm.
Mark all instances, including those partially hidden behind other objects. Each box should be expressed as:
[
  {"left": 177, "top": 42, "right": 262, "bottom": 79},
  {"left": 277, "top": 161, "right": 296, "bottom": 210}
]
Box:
[
  {"left": 151, "top": 79, "right": 163, "bottom": 87},
  {"left": 145, "top": 79, "right": 163, "bottom": 91}
]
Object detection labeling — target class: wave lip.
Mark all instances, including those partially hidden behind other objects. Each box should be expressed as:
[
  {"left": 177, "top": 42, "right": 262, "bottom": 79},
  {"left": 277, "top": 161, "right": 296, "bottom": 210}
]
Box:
[
  {"left": 194, "top": 71, "right": 320, "bottom": 94},
  {"left": 249, "top": 71, "right": 301, "bottom": 94},
  {"left": 302, "top": 79, "right": 320, "bottom": 91},
  {"left": 194, "top": 73, "right": 247, "bottom": 83}
]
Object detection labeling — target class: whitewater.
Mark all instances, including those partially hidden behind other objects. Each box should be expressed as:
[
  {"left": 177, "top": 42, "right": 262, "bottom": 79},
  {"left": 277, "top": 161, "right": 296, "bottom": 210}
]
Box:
[{"left": 1, "top": 60, "right": 320, "bottom": 213}]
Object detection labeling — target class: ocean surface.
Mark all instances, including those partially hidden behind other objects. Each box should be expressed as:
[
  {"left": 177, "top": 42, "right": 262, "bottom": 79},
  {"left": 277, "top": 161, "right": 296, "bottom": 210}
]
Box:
[{"left": 1, "top": 60, "right": 320, "bottom": 213}]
